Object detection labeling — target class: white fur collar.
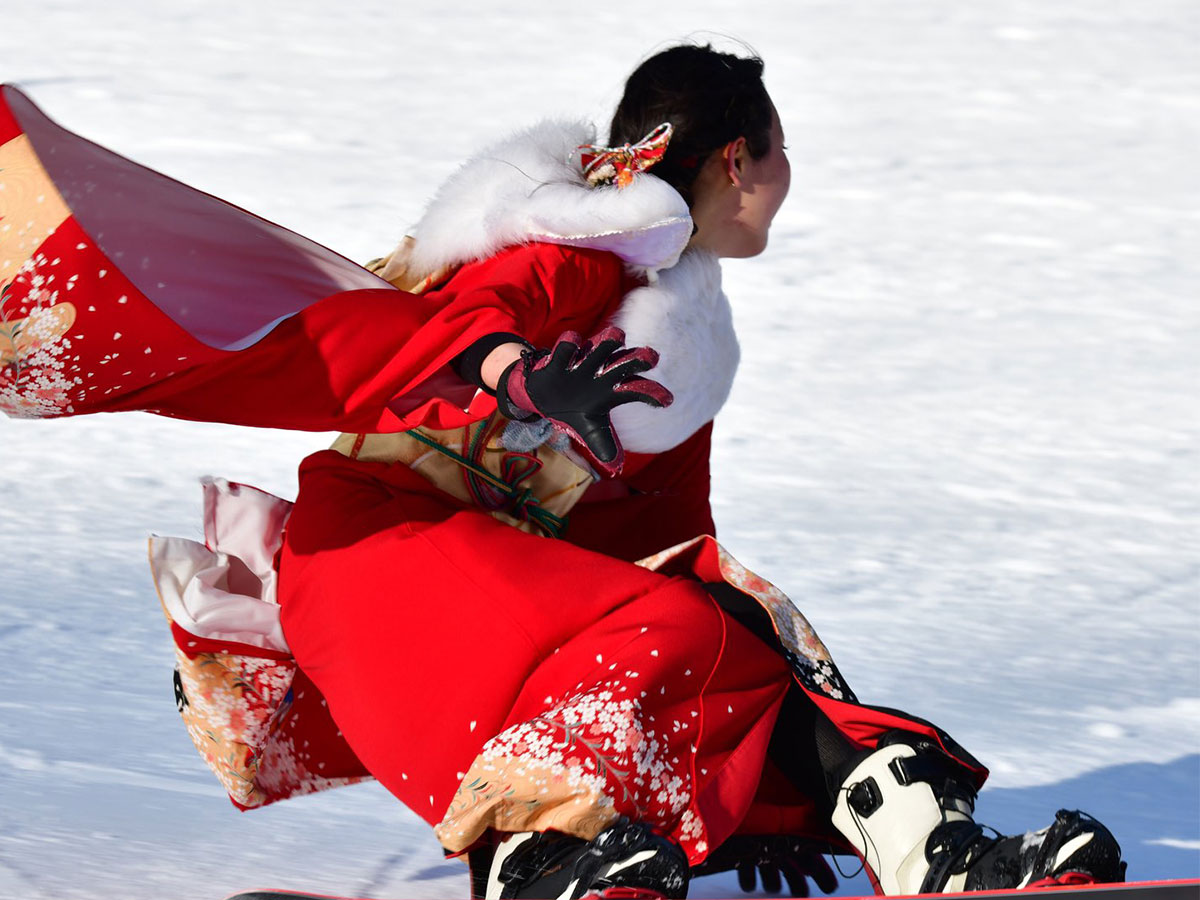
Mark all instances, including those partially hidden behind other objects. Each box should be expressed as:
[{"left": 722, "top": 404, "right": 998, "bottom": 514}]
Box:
[
  {"left": 610, "top": 249, "right": 738, "bottom": 453},
  {"left": 409, "top": 120, "right": 693, "bottom": 277}
]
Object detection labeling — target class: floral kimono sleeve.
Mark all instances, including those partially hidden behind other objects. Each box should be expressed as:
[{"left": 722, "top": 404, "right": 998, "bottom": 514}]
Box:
[{"left": 0, "top": 84, "right": 623, "bottom": 434}]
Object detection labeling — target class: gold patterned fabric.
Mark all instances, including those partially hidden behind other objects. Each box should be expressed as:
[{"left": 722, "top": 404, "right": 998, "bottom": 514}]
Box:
[{"left": 331, "top": 416, "right": 594, "bottom": 537}]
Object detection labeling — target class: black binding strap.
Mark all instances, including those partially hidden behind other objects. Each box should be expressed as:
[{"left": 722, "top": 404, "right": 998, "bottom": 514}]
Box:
[
  {"left": 888, "top": 750, "right": 973, "bottom": 791},
  {"left": 919, "top": 822, "right": 989, "bottom": 893}
]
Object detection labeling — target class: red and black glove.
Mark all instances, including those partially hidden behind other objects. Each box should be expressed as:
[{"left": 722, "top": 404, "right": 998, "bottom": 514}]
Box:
[
  {"left": 691, "top": 835, "right": 839, "bottom": 897},
  {"left": 496, "top": 326, "right": 672, "bottom": 475}
]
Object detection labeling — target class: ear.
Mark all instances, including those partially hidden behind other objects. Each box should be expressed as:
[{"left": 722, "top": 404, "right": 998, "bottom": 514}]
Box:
[{"left": 723, "top": 137, "right": 749, "bottom": 188}]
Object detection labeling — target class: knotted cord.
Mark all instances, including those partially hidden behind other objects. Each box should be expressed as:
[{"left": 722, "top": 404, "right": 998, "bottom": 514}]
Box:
[{"left": 405, "top": 426, "right": 568, "bottom": 538}]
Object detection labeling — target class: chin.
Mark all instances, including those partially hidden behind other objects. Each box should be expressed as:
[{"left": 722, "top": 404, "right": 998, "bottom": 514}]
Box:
[{"left": 724, "top": 232, "right": 769, "bottom": 259}]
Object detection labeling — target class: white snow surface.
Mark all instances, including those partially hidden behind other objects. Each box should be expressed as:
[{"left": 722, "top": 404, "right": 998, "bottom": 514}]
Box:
[{"left": 1, "top": 1, "right": 1197, "bottom": 897}]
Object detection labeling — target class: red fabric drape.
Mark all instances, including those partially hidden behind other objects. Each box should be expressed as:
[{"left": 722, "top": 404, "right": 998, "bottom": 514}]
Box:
[{"left": 2, "top": 85, "right": 628, "bottom": 437}]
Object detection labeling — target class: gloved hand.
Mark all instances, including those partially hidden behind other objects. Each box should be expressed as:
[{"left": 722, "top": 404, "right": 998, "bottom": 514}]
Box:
[
  {"left": 496, "top": 326, "right": 672, "bottom": 474},
  {"left": 691, "top": 835, "right": 839, "bottom": 897}
]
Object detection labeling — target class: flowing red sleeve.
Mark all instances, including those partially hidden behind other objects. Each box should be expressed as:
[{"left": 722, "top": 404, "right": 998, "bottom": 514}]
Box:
[
  {"left": 0, "top": 84, "right": 624, "bottom": 433},
  {"left": 112, "top": 242, "right": 624, "bottom": 434}
]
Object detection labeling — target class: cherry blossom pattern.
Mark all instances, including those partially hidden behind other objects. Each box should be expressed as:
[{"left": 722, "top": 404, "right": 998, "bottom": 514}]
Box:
[
  {"left": 172, "top": 646, "right": 369, "bottom": 809},
  {"left": 0, "top": 255, "right": 78, "bottom": 417},
  {"left": 436, "top": 682, "right": 706, "bottom": 859},
  {"left": 0, "top": 221, "right": 194, "bottom": 421}
]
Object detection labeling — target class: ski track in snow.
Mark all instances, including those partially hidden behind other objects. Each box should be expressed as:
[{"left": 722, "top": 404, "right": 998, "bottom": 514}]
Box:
[{"left": 1, "top": 1, "right": 1198, "bottom": 897}]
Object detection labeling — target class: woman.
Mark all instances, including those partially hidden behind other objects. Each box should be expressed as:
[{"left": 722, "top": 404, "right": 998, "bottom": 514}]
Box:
[
  {"left": 270, "top": 46, "right": 1124, "bottom": 900},
  {"left": 0, "top": 45, "right": 1123, "bottom": 900}
]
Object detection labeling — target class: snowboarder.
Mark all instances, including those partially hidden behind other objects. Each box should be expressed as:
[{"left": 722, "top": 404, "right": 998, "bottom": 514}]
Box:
[
  {"left": 0, "top": 43, "right": 1126, "bottom": 900},
  {"left": 264, "top": 45, "right": 1126, "bottom": 899}
]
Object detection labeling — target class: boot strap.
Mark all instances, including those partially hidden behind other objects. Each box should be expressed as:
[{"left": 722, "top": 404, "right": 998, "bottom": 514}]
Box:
[
  {"left": 889, "top": 752, "right": 972, "bottom": 793},
  {"left": 919, "top": 823, "right": 989, "bottom": 894},
  {"left": 887, "top": 748, "right": 978, "bottom": 813}
]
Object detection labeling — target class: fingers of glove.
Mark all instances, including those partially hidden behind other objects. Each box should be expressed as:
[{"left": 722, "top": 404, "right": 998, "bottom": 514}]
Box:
[
  {"left": 598, "top": 344, "right": 660, "bottom": 377},
  {"left": 588, "top": 325, "right": 626, "bottom": 348},
  {"left": 779, "top": 861, "right": 812, "bottom": 898},
  {"left": 780, "top": 854, "right": 836, "bottom": 896},
  {"left": 608, "top": 376, "right": 674, "bottom": 409},
  {"left": 802, "top": 854, "right": 838, "bottom": 894},
  {"left": 759, "top": 864, "right": 784, "bottom": 895},
  {"left": 545, "top": 331, "right": 584, "bottom": 371},
  {"left": 735, "top": 862, "right": 757, "bottom": 893},
  {"left": 575, "top": 333, "right": 628, "bottom": 377},
  {"left": 597, "top": 352, "right": 661, "bottom": 389}
]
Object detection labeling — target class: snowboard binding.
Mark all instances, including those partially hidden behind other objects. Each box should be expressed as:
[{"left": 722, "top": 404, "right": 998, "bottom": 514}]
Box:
[
  {"left": 467, "top": 820, "right": 689, "bottom": 899},
  {"left": 831, "top": 731, "right": 1126, "bottom": 894}
]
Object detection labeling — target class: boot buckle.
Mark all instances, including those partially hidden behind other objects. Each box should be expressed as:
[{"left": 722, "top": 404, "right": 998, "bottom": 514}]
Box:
[{"left": 847, "top": 776, "right": 883, "bottom": 817}]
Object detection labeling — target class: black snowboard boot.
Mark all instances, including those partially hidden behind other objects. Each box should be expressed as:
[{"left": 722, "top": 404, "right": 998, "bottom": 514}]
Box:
[
  {"left": 467, "top": 820, "right": 689, "bottom": 899},
  {"left": 830, "top": 732, "right": 1125, "bottom": 894}
]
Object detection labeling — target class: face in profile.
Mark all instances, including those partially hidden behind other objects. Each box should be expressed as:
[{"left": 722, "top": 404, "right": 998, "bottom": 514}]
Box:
[
  {"left": 689, "top": 102, "right": 791, "bottom": 259},
  {"left": 735, "top": 106, "right": 791, "bottom": 256}
]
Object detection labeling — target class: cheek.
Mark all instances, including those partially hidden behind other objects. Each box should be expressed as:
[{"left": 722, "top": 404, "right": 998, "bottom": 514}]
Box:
[
  {"left": 773, "top": 156, "right": 792, "bottom": 210},
  {"left": 754, "top": 171, "right": 789, "bottom": 228}
]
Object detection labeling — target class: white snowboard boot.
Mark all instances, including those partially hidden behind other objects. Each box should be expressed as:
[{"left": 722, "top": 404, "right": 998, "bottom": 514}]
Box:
[{"left": 831, "top": 732, "right": 1125, "bottom": 894}]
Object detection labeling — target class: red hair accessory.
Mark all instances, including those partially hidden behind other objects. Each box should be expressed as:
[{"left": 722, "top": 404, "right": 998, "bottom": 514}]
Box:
[{"left": 578, "top": 122, "right": 673, "bottom": 189}]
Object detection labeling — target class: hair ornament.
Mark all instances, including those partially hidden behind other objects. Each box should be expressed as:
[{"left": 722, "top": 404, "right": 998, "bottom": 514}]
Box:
[{"left": 578, "top": 122, "right": 673, "bottom": 189}]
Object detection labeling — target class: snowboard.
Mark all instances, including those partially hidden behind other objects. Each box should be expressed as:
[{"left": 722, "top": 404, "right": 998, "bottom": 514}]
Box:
[{"left": 225, "top": 881, "right": 1199, "bottom": 900}]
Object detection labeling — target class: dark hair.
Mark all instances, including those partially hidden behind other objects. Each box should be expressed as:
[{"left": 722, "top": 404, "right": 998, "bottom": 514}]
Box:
[{"left": 608, "top": 44, "right": 773, "bottom": 205}]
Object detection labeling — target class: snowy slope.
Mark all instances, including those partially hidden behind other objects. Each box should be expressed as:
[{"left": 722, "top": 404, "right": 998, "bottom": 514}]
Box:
[{"left": 0, "top": 1, "right": 1197, "bottom": 898}]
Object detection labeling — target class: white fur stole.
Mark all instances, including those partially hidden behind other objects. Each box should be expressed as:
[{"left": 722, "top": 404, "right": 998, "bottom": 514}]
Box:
[
  {"left": 402, "top": 122, "right": 738, "bottom": 454},
  {"left": 408, "top": 120, "right": 693, "bottom": 277},
  {"left": 610, "top": 249, "right": 738, "bottom": 454}
]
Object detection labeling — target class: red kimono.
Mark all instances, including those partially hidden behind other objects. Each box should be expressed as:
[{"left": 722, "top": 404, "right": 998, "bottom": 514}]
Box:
[{"left": 1, "top": 84, "right": 986, "bottom": 867}]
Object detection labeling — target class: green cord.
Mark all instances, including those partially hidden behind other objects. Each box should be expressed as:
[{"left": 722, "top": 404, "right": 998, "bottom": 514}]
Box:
[{"left": 405, "top": 428, "right": 567, "bottom": 538}]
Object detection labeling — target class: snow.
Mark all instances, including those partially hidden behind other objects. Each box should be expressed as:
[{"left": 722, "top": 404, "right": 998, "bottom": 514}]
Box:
[{"left": 1, "top": 0, "right": 1197, "bottom": 897}]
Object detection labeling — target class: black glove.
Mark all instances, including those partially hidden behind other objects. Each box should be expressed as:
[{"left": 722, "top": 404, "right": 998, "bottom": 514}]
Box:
[
  {"left": 692, "top": 835, "right": 838, "bottom": 897},
  {"left": 496, "top": 326, "right": 672, "bottom": 474}
]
